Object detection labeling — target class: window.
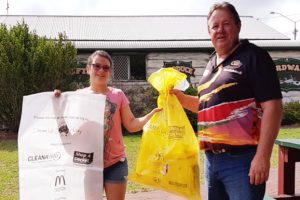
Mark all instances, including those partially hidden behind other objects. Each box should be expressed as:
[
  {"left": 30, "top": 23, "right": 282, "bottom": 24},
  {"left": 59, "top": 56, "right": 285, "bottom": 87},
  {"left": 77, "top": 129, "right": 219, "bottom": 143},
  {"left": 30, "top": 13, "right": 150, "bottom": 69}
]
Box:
[
  {"left": 130, "top": 54, "right": 146, "bottom": 80},
  {"left": 112, "top": 55, "right": 130, "bottom": 80},
  {"left": 112, "top": 53, "right": 146, "bottom": 81}
]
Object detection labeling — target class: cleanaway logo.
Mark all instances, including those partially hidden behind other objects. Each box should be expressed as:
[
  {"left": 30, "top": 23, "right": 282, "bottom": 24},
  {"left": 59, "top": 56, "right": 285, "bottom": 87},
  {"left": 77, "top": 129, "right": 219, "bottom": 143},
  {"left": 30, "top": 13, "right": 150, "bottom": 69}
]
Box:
[{"left": 27, "top": 152, "right": 61, "bottom": 163}]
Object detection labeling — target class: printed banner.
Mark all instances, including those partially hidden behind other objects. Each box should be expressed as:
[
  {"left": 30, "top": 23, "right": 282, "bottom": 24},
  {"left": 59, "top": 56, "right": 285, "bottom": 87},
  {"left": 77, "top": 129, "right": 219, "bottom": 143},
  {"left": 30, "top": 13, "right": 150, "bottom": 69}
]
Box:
[{"left": 18, "top": 92, "right": 105, "bottom": 200}]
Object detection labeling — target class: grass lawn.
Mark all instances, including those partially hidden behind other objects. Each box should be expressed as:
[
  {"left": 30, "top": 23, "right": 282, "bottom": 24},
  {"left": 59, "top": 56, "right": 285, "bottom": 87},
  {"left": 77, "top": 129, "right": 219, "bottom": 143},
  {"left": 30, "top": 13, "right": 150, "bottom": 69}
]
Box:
[
  {"left": 0, "top": 128, "right": 299, "bottom": 199},
  {"left": 0, "top": 140, "right": 18, "bottom": 200}
]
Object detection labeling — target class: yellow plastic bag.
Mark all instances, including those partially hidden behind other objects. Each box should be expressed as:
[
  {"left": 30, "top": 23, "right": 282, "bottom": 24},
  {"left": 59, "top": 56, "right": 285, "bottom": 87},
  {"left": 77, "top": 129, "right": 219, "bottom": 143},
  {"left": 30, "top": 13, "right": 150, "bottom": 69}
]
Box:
[{"left": 129, "top": 68, "right": 201, "bottom": 200}]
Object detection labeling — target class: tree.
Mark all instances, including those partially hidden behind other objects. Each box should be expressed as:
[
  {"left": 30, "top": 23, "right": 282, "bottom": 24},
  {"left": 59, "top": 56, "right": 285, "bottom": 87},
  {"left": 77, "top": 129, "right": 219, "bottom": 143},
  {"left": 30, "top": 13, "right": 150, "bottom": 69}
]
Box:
[{"left": 0, "top": 21, "right": 77, "bottom": 132}]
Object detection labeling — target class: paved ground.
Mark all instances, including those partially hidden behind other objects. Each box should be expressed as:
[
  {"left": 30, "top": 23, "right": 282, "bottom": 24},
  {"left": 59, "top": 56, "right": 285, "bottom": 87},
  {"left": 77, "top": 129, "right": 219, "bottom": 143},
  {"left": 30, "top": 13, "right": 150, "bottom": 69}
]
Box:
[{"left": 104, "top": 163, "right": 300, "bottom": 200}]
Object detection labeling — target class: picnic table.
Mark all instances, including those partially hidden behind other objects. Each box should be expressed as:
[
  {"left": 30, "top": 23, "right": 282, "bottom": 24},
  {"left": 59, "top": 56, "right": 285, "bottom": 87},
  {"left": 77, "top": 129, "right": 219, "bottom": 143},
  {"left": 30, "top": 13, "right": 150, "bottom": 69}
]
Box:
[{"left": 274, "top": 139, "right": 300, "bottom": 199}]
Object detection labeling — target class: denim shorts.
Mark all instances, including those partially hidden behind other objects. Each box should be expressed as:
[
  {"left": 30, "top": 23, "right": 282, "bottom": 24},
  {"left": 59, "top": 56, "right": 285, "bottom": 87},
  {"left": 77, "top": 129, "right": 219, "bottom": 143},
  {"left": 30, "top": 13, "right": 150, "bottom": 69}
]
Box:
[{"left": 104, "top": 158, "right": 128, "bottom": 183}]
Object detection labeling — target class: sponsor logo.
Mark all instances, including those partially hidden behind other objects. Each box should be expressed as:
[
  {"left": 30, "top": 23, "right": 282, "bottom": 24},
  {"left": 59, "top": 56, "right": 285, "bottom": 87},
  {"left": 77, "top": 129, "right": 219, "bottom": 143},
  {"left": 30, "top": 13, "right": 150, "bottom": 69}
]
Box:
[
  {"left": 58, "top": 123, "right": 70, "bottom": 137},
  {"left": 230, "top": 60, "right": 242, "bottom": 69},
  {"left": 168, "top": 126, "right": 185, "bottom": 139},
  {"left": 55, "top": 175, "right": 66, "bottom": 187},
  {"left": 73, "top": 151, "right": 94, "bottom": 165},
  {"left": 224, "top": 60, "right": 243, "bottom": 75},
  {"left": 27, "top": 152, "right": 61, "bottom": 163},
  {"left": 224, "top": 68, "right": 242, "bottom": 75},
  {"left": 54, "top": 175, "right": 66, "bottom": 193}
]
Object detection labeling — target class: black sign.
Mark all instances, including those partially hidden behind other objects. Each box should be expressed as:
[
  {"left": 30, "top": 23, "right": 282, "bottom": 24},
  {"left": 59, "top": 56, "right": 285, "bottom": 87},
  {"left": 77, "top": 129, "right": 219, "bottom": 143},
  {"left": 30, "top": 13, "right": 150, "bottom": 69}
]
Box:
[
  {"left": 73, "top": 151, "right": 94, "bottom": 165},
  {"left": 163, "top": 61, "right": 195, "bottom": 82},
  {"left": 274, "top": 58, "right": 300, "bottom": 92}
]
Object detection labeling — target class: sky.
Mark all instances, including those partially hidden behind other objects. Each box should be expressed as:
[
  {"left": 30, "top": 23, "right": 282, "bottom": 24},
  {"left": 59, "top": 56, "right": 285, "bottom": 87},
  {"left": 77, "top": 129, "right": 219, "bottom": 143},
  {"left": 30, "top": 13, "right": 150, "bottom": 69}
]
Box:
[{"left": 0, "top": 0, "right": 300, "bottom": 40}]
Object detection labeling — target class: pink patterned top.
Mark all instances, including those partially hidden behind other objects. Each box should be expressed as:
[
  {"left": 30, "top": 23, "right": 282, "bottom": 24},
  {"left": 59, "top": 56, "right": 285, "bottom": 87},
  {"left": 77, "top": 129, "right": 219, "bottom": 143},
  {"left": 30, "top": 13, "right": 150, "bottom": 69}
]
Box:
[{"left": 79, "top": 87, "right": 130, "bottom": 168}]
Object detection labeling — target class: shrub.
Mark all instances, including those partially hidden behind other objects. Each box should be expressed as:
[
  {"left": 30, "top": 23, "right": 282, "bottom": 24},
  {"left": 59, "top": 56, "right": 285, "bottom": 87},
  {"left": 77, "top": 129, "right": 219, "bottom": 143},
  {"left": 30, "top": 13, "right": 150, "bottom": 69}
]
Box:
[
  {"left": 183, "top": 87, "right": 198, "bottom": 132},
  {"left": 0, "top": 22, "right": 77, "bottom": 131},
  {"left": 281, "top": 101, "right": 300, "bottom": 125},
  {"left": 121, "top": 85, "right": 159, "bottom": 135},
  {"left": 124, "top": 85, "right": 159, "bottom": 117}
]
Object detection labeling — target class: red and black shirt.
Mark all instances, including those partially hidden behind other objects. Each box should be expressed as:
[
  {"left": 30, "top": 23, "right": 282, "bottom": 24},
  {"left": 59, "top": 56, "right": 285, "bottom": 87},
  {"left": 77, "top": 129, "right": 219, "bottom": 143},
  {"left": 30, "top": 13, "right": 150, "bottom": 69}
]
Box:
[{"left": 197, "top": 39, "right": 282, "bottom": 149}]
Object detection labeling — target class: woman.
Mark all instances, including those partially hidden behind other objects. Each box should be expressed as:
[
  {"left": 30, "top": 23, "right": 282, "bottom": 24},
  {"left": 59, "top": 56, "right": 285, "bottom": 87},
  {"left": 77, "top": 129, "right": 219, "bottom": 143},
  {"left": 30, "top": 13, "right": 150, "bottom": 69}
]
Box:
[{"left": 56, "top": 50, "right": 161, "bottom": 200}]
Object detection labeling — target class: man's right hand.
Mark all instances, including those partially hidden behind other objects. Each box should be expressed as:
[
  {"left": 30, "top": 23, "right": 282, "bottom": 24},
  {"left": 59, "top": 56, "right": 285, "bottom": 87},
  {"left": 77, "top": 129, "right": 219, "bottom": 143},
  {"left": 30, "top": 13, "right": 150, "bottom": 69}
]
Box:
[
  {"left": 169, "top": 88, "right": 183, "bottom": 97},
  {"left": 169, "top": 88, "right": 199, "bottom": 113}
]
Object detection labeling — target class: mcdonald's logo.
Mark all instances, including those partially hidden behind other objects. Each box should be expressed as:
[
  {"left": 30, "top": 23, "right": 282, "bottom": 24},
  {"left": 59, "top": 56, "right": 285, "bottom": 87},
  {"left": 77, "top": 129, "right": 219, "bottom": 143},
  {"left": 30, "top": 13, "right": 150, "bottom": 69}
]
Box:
[{"left": 55, "top": 175, "right": 66, "bottom": 187}]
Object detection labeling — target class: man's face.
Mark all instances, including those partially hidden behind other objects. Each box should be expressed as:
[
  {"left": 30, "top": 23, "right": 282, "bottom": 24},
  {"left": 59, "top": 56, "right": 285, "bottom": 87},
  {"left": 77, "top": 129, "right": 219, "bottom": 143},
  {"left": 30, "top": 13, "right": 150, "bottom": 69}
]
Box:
[{"left": 207, "top": 8, "right": 241, "bottom": 54}]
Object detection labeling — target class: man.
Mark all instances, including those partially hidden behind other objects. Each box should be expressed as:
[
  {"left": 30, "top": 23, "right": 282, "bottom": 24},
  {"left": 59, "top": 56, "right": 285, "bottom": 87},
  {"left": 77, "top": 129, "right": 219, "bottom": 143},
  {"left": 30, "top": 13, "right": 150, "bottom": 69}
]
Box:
[{"left": 171, "top": 2, "right": 283, "bottom": 200}]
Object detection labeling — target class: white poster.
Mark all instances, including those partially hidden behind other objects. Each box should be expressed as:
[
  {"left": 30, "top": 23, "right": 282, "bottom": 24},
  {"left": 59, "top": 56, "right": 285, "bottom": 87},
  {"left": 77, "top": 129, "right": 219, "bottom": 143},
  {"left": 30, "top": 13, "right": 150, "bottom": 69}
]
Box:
[{"left": 18, "top": 92, "right": 106, "bottom": 200}]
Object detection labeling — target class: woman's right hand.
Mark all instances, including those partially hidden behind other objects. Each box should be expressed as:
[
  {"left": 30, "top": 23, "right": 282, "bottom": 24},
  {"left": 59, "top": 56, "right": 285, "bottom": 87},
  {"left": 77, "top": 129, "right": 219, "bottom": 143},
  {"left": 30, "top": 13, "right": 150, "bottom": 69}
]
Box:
[{"left": 54, "top": 89, "right": 61, "bottom": 97}]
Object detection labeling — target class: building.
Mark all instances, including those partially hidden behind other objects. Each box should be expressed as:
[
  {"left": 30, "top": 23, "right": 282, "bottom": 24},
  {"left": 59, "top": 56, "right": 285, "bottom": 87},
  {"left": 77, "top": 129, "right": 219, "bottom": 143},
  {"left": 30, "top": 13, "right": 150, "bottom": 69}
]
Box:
[{"left": 1, "top": 15, "right": 300, "bottom": 101}]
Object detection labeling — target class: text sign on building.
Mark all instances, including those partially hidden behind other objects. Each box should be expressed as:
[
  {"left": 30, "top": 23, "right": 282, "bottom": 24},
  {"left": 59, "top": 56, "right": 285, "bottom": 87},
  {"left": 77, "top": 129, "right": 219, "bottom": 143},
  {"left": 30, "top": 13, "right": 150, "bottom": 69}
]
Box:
[
  {"left": 274, "top": 58, "right": 300, "bottom": 102},
  {"left": 163, "top": 61, "right": 195, "bottom": 82},
  {"left": 275, "top": 58, "right": 300, "bottom": 92}
]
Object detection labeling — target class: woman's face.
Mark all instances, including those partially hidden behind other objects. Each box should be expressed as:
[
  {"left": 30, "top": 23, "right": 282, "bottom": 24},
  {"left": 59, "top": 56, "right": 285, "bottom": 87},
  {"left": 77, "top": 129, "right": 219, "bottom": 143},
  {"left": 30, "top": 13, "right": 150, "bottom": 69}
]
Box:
[
  {"left": 87, "top": 55, "right": 112, "bottom": 87},
  {"left": 208, "top": 8, "right": 241, "bottom": 55}
]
